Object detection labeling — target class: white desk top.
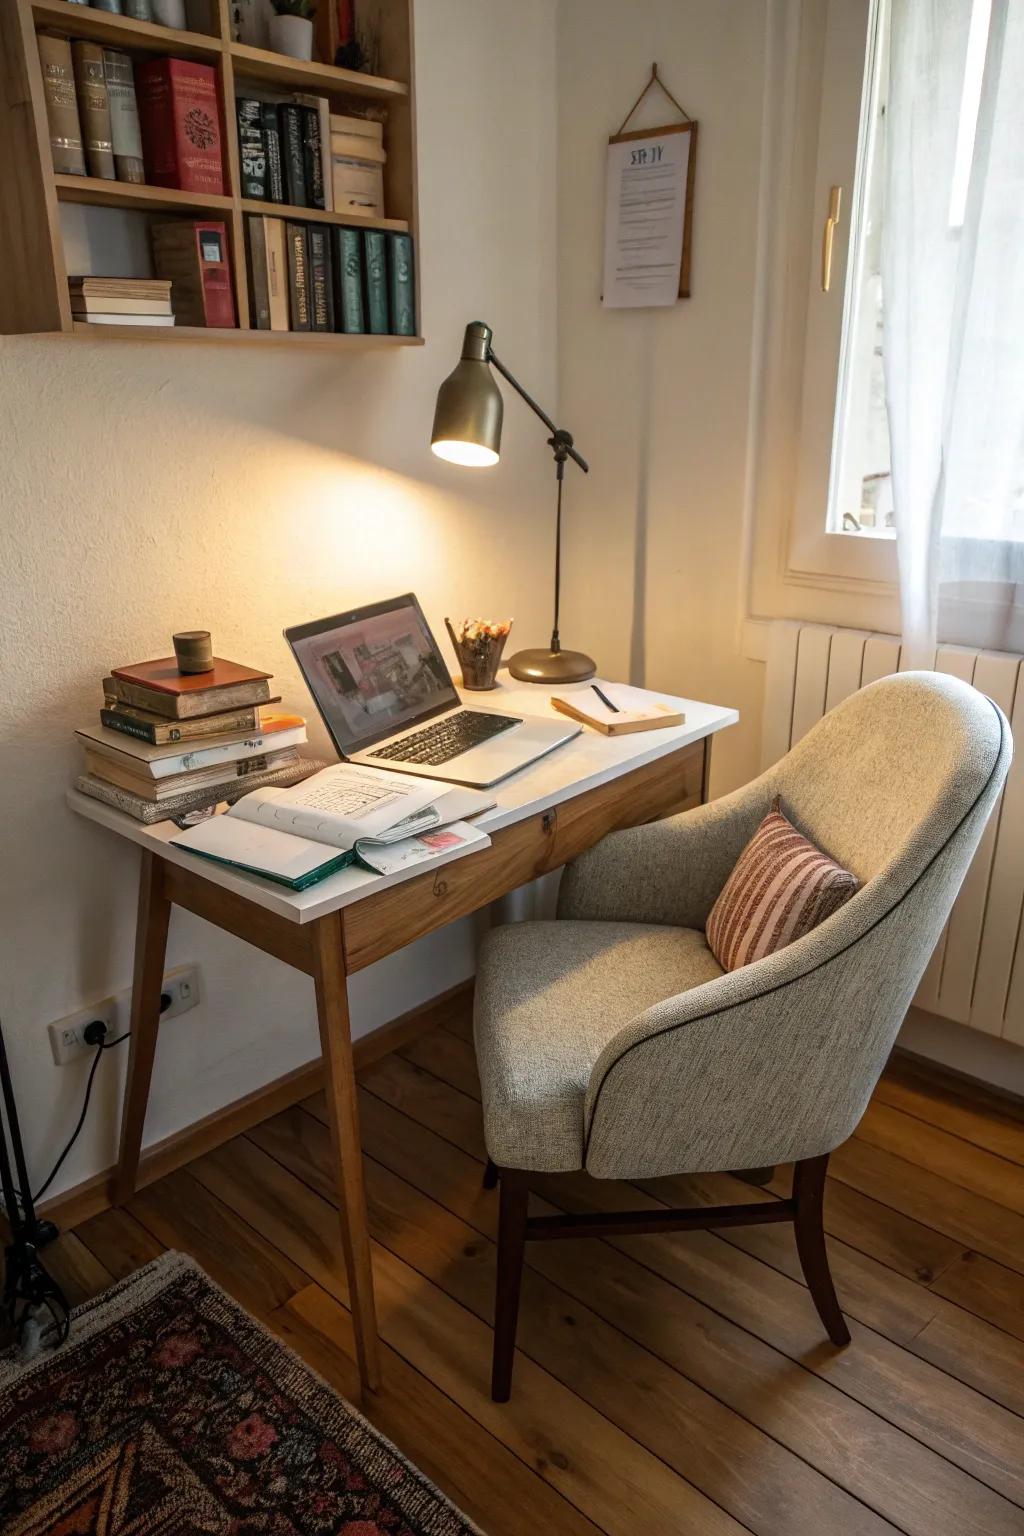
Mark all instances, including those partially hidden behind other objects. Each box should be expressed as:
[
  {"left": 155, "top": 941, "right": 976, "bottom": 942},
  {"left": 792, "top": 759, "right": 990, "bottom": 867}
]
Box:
[{"left": 67, "top": 677, "right": 737, "bottom": 925}]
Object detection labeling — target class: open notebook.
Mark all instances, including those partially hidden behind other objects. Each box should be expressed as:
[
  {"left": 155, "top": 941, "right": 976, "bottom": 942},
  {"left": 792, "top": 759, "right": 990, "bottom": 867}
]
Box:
[{"left": 171, "top": 763, "right": 493, "bottom": 890}]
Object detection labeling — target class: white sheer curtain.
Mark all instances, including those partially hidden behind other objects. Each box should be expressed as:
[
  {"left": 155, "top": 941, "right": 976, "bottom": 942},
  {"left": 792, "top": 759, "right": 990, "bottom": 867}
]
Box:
[{"left": 882, "top": 0, "right": 1024, "bottom": 666}]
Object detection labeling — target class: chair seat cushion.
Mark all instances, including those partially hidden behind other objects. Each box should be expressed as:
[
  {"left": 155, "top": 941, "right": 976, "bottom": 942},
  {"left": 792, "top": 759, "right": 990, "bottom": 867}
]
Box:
[
  {"left": 706, "top": 800, "right": 858, "bottom": 972},
  {"left": 473, "top": 920, "right": 724, "bottom": 1173}
]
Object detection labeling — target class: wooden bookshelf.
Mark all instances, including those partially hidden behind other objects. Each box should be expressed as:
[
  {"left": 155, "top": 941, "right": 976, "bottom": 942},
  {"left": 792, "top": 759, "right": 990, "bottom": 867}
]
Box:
[{"left": 2, "top": 0, "right": 420, "bottom": 346}]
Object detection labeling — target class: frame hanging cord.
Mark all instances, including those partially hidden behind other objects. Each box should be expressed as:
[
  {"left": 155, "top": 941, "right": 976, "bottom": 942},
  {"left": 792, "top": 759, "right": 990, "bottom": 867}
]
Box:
[{"left": 615, "top": 62, "right": 692, "bottom": 137}]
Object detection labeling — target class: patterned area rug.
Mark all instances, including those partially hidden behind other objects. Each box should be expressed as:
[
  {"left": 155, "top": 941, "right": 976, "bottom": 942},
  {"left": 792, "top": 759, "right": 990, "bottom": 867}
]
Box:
[{"left": 0, "top": 1251, "right": 481, "bottom": 1535}]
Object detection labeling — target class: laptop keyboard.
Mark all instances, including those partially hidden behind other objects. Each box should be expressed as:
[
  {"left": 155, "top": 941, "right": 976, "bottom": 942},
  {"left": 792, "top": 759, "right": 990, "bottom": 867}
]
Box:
[{"left": 368, "top": 709, "right": 521, "bottom": 766}]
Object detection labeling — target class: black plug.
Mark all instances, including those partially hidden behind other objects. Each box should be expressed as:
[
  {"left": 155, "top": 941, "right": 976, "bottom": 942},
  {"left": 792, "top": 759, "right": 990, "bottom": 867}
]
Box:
[{"left": 82, "top": 1019, "right": 108, "bottom": 1047}]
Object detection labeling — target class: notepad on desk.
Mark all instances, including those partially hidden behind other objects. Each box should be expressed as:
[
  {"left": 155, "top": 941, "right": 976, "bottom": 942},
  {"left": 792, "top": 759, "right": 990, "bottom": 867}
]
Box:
[
  {"left": 170, "top": 762, "right": 493, "bottom": 891},
  {"left": 550, "top": 682, "right": 684, "bottom": 736}
]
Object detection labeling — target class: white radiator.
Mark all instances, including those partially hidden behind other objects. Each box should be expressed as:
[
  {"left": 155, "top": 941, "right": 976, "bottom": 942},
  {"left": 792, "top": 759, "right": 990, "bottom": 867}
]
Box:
[{"left": 761, "top": 623, "right": 1024, "bottom": 1045}]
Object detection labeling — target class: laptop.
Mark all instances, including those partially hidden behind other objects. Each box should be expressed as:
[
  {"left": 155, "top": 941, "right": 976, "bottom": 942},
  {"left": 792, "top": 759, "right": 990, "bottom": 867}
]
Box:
[{"left": 284, "top": 594, "right": 580, "bottom": 788}]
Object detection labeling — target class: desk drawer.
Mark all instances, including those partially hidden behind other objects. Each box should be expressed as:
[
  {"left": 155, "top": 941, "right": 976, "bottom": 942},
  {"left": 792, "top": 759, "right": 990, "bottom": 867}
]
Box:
[{"left": 341, "top": 740, "right": 704, "bottom": 973}]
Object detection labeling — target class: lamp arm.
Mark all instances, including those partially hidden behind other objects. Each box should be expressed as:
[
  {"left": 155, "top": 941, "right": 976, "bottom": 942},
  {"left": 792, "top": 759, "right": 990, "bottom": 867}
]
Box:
[{"left": 487, "top": 346, "right": 589, "bottom": 473}]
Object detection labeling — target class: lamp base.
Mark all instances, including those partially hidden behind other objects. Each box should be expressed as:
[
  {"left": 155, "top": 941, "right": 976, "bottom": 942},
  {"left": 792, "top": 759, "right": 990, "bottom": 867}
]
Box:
[{"left": 507, "top": 646, "right": 596, "bottom": 684}]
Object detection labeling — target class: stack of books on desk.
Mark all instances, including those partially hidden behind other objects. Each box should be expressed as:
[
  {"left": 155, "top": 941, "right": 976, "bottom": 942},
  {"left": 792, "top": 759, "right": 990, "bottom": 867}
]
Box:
[{"left": 75, "top": 655, "right": 322, "bottom": 823}]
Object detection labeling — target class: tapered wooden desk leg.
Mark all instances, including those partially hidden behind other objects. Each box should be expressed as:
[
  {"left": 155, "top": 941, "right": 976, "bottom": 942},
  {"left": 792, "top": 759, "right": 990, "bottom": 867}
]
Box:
[
  {"left": 311, "top": 912, "right": 381, "bottom": 1394},
  {"left": 115, "top": 851, "right": 171, "bottom": 1205}
]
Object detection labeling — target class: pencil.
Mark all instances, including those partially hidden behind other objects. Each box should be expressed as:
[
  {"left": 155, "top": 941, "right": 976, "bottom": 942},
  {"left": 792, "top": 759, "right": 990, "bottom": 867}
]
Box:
[{"left": 592, "top": 684, "right": 620, "bottom": 713}]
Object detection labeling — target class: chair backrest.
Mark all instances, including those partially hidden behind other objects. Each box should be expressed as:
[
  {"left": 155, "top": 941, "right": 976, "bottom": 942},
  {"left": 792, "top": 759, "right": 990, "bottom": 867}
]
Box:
[
  {"left": 584, "top": 672, "right": 1012, "bottom": 1180},
  {"left": 773, "top": 670, "right": 1005, "bottom": 888}
]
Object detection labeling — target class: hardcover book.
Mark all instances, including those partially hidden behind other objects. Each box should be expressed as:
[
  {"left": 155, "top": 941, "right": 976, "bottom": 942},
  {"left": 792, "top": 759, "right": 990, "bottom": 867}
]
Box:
[
  {"left": 261, "top": 103, "right": 284, "bottom": 202},
  {"left": 363, "top": 229, "right": 388, "bottom": 334},
  {"left": 331, "top": 226, "right": 365, "bottom": 334},
  {"left": 99, "top": 701, "right": 265, "bottom": 743},
  {"left": 307, "top": 225, "right": 334, "bottom": 332},
  {"left": 77, "top": 718, "right": 307, "bottom": 779},
  {"left": 279, "top": 104, "right": 307, "bottom": 207},
  {"left": 111, "top": 656, "right": 272, "bottom": 695},
  {"left": 331, "top": 155, "right": 384, "bottom": 216},
  {"left": 286, "top": 221, "right": 311, "bottom": 331},
  {"left": 246, "top": 215, "right": 271, "bottom": 328},
  {"left": 151, "top": 219, "right": 236, "bottom": 328},
  {"left": 237, "top": 97, "right": 266, "bottom": 199},
  {"left": 136, "top": 56, "right": 225, "bottom": 194},
  {"left": 301, "top": 104, "right": 326, "bottom": 210},
  {"left": 70, "top": 40, "right": 115, "bottom": 179},
  {"left": 102, "top": 50, "right": 145, "bottom": 183},
  {"left": 37, "top": 34, "right": 86, "bottom": 177},
  {"left": 386, "top": 232, "right": 415, "bottom": 336}
]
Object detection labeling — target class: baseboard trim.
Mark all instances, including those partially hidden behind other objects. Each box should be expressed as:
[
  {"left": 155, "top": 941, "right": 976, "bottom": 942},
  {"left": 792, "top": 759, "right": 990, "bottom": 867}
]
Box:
[{"left": 23, "top": 981, "right": 472, "bottom": 1236}]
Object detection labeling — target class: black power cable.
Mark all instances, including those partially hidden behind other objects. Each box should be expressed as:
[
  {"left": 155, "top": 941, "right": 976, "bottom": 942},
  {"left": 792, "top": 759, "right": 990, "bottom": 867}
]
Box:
[{"left": 31, "top": 1026, "right": 130, "bottom": 1204}]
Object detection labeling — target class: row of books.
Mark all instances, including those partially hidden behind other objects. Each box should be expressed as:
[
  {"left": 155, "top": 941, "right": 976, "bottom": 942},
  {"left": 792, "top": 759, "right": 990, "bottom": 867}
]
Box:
[
  {"left": 38, "top": 36, "right": 224, "bottom": 193},
  {"left": 75, "top": 655, "right": 321, "bottom": 822},
  {"left": 238, "top": 100, "right": 386, "bottom": 220},
  {"left": 247, "top": 218, "right": 414, "bottom": 335}
]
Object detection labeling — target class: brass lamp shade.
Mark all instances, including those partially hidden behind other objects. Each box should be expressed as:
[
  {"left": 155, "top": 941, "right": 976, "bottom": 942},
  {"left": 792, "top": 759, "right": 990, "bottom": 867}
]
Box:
[{"left": 431, "top": 322, "right": 503, "bottom": 467}]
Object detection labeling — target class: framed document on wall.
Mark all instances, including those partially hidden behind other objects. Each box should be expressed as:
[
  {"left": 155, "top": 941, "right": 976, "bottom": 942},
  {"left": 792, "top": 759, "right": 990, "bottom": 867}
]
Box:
[{"left": 601, "top": 65, "right": 698, "bottom": 307}]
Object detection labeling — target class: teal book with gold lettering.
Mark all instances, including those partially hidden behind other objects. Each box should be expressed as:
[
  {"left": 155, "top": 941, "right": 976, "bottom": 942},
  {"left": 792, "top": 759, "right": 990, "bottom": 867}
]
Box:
[
  {"left": 386, "top": 232, "right": 415, "bottom": 335},
  {"left": 363, "top": 229, "right": 388, "bottom": 334},
  {"left": 331, "top": 226, "right": 364, "bottom": 332}
]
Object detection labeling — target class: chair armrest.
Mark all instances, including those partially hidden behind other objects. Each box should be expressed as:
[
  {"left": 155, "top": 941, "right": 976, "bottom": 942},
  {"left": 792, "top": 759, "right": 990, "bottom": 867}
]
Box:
[
  {"left": 557, "top": 780, "right": 770, "bottom": 930},
  {"left": 581, "top": 915, "right": 897, "bottom": 1179}
]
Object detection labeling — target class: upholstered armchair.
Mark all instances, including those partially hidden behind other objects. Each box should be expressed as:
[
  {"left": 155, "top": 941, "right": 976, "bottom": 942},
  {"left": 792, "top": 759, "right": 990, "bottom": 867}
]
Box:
[{"left": 473, "top": 672, "right": 1011, "bottom": 1400}]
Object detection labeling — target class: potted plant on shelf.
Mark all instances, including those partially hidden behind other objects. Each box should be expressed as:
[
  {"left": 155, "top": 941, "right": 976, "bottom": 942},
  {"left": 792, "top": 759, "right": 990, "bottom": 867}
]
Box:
[{"left": 269, "top": 0, "right": 316, "bottom": 60}]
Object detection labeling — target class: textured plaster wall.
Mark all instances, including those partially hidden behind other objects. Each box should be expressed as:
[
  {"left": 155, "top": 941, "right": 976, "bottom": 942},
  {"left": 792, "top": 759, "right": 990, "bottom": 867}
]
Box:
[
  {"left": 556, "top": 0, "right": 767, "bottom": 796},
  {"left": 0, "top": 0, "right": 558, "bottom": 1200}
]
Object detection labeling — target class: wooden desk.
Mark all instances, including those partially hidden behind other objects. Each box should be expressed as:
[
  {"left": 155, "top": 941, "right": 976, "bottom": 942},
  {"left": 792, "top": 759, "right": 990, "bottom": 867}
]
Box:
[{"left": 68, "top": 679, "right": 737, "bottom": 1393}]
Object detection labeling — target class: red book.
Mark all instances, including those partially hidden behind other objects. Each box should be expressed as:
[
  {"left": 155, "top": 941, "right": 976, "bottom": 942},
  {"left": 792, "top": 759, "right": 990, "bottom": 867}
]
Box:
[
  {"left": 151, "top": 219, "right": 237, "bottom": 328},
  {"left": 135, "top": 57, "right": 224, "bottom": 194}
]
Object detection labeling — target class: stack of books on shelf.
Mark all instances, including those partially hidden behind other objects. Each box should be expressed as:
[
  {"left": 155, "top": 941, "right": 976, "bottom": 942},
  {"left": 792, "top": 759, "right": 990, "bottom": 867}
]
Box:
[
  {"left": 246, "top": 219, "right": 414, "bottom": 335},
  {"left": 74, "top": 656, "right": 324, "bottom": 823},
  {"left": 37, "top": 37, "right": 226, "bottom": 195},
  {"left": 329, "top": 112, "right": 386, "bottom": 217},
  {"left": 69, "top": 276, "right": 174, "bottom": 328}
]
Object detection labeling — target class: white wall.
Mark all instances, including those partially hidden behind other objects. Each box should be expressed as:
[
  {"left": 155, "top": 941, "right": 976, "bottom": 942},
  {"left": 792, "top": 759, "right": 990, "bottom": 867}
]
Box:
[
  {"left": 0, "top": 0, "right": 558, "bottom": 1200},
  {"left": 555, "top": 0, "right": 768, "bottom": 797}
]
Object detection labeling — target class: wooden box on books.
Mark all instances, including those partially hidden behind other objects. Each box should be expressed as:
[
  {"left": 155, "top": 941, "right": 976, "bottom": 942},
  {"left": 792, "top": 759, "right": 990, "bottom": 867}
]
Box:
[{"left": 0, "top": 0, "right": 421, "bottom": 348}]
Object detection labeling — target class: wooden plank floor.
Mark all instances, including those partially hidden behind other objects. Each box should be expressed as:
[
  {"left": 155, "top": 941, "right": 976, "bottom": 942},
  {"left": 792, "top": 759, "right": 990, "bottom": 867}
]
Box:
[{"left": 52, "top": 997, "right": 1024, "bottom": 1536}]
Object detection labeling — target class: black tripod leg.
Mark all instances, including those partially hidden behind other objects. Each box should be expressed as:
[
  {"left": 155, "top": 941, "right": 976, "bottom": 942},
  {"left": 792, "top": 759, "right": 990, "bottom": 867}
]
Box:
[{"left": 0, "top": 1021, "right": 32, "bottom": 1222}]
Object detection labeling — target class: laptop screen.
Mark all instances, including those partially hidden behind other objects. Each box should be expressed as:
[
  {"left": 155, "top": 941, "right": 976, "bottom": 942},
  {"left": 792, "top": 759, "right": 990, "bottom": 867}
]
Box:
[{"left": 285, "top": 594, "right": 460, "bottom": 756}]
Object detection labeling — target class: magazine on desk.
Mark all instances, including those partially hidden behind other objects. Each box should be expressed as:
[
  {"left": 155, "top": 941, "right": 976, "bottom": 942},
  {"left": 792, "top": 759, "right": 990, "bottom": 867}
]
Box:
[{"left": 170, "top": 762, "right": 493, "bottom": 891}]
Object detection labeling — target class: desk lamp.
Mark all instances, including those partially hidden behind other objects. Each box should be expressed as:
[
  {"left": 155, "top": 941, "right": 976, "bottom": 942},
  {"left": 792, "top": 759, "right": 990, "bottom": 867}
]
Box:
[{"left": 430, "top": 321, "right": 595, "bottom": 684}]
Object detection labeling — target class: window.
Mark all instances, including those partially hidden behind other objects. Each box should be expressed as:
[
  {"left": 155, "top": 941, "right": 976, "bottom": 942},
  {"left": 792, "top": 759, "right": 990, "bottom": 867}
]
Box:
[
  {"left": 785, "top": 0, "right": 1022, "bottom": 594},
  {"left": 828, "top": 0, "right": 1001, "bottom": 546},
  {"left": 825, "top": 0, "right": 892, "bottom": 541}
]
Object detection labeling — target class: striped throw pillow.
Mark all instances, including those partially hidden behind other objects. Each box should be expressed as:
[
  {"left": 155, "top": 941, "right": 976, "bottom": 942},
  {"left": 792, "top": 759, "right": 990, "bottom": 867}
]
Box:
[{"left": 706, "top": 800, "right": 858, "bottom": 972}]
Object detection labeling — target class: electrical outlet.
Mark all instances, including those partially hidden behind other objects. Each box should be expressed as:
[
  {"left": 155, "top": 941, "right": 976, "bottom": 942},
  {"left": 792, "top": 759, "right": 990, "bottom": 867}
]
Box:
[
  {"left": 160, "top": 966, "right": 200, "bottom": 1021},
  {"left": 48, "top": 1000, "right": 119, "bottom": 1066},
  {"left": 47, "top": 964, "right": 201, "bottom": 1065}
]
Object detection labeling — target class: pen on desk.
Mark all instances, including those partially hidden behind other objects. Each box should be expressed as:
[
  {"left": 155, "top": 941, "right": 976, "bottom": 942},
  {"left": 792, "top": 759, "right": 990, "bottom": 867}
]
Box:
[{"left": 592, "top": 683, "right": 620, "bottom": 713}]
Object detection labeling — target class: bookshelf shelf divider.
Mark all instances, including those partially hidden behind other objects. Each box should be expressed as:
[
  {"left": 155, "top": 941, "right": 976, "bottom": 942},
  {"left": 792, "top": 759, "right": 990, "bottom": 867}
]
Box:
[{"left": 5, "top": 0, "right": 420, "bottom": 348}]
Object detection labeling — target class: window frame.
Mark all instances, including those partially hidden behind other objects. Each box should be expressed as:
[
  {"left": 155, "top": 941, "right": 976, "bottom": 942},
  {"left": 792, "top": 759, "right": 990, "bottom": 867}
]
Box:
[{"left": 784, "top": 0, "right": 898, "bottom": 591}]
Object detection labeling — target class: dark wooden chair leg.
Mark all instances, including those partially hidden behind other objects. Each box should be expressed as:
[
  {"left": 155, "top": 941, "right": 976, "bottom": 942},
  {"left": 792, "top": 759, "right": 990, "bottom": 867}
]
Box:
[
  {"left": 482, "top": 1157, "right": 498, "bottom": 1190},
  {"left": 491, "top": 1169, "right": 529, "bottom": 1402},
  {"left": 793, "top": 1154, "right": 851, "bottom": 1346}
]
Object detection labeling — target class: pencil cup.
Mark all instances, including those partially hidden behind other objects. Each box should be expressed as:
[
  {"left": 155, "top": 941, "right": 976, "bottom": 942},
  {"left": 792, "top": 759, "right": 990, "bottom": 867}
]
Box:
[
  {"left": 173, "top": 630, "right": 214, "bottom": 674},
  {"left": 445, "top": 618, "right": 512, "bottom": 691}
]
